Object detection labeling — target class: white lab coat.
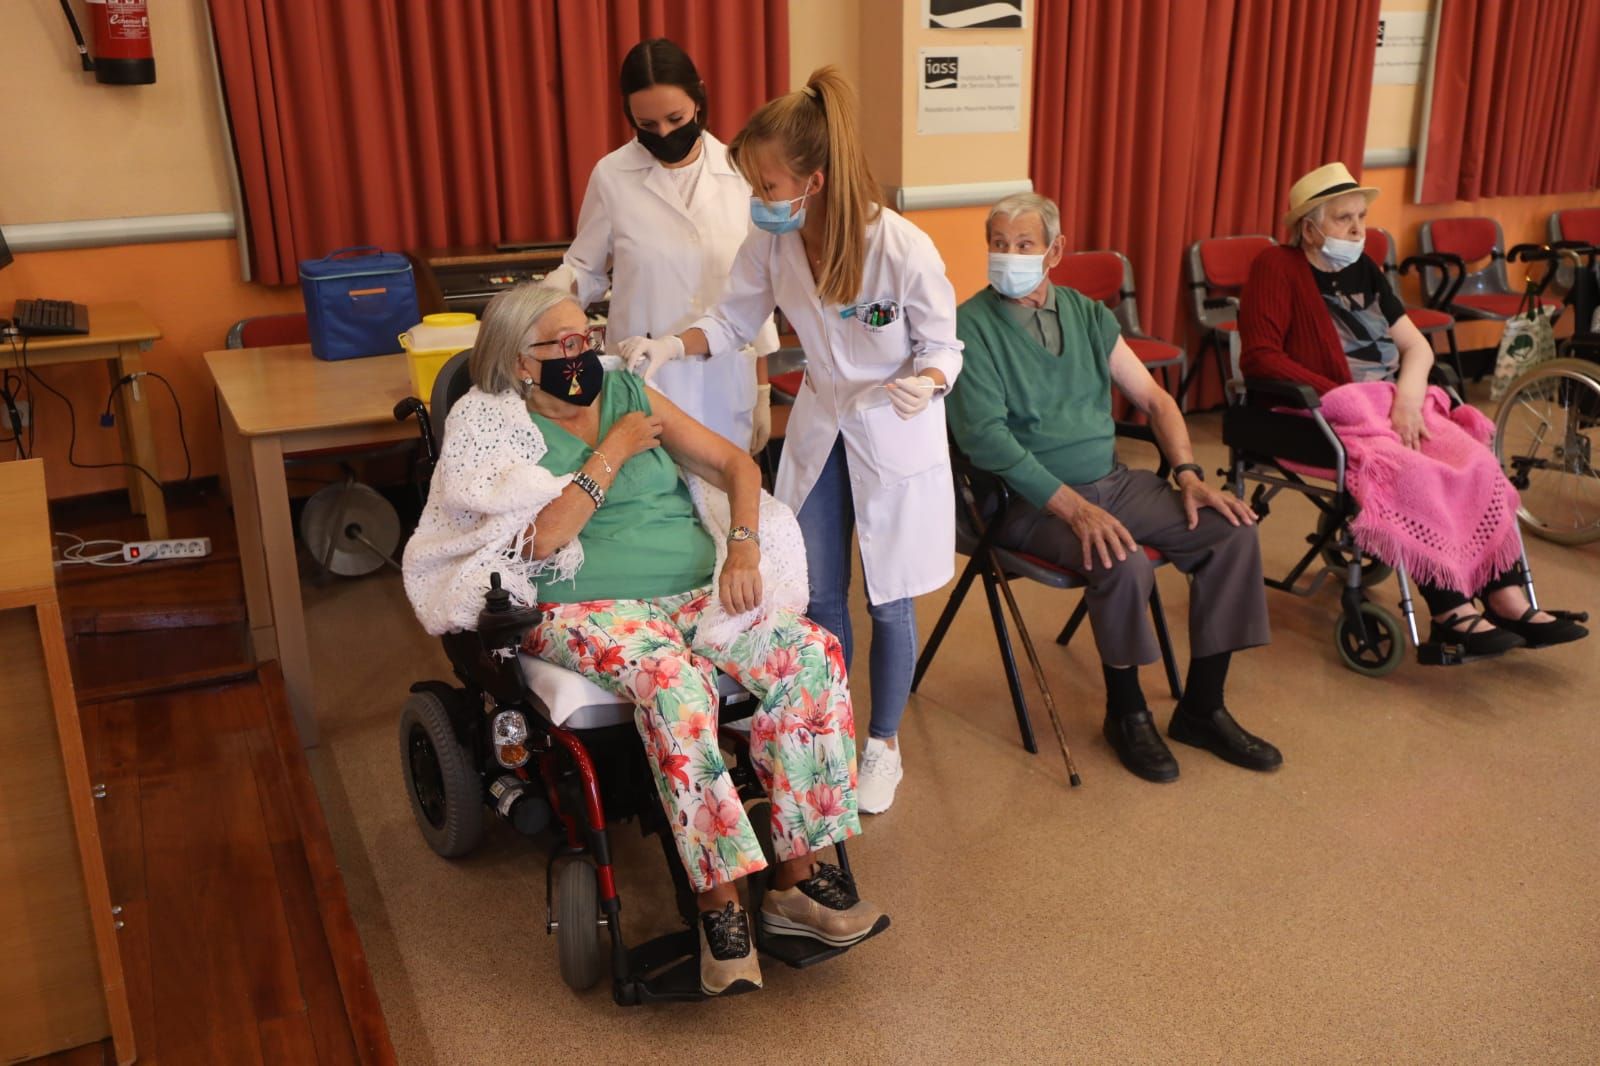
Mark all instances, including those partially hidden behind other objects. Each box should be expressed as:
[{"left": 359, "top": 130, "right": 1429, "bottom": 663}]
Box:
[
  {"left": 691, "top": 208, "right": 963, "bottom": 604},
  {"left": 564, "top": 135, "right": 777, "bottom": 447}
]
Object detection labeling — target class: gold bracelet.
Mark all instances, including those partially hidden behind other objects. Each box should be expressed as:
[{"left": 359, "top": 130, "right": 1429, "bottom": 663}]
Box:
[{"left": 591, "top": 449, "right": 613, "bottom": 476}]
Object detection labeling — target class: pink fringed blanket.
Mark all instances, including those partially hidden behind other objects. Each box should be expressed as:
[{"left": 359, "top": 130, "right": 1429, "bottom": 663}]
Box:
[{"left": 1319, "top": 382, "right": 1522, "bottom": 595}]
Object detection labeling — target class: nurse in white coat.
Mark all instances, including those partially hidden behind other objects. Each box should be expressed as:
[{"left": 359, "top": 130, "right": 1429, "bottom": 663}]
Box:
[
  {"left": 545, "top": 38, "right": 778, "bottom": 450},
  {"left": 618, "top": 67, "right": 962, "bottom": 815}
]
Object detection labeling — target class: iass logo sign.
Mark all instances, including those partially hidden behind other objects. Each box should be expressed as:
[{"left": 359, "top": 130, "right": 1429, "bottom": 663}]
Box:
[{"left": 924, "top": 56, "right": 959, "bottom": 89}]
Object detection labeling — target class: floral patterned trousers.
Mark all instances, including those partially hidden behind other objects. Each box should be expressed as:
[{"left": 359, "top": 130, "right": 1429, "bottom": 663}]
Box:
[{"left": 523, "top": 587, "right": 861, "bottom": 893}]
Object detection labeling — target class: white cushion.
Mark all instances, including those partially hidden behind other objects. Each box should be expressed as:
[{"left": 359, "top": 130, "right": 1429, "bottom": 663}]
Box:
[{"left": 517, "top": 654, "right": 755, "bottom": 731}]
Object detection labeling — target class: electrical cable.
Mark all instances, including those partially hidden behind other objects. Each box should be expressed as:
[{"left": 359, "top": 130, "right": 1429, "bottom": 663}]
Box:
[
  {"left": 16, "top": 347, "right": 165, "bottom": 489},
  {"left": 54, "top": 531, "right": 140, "bottom": 567}
]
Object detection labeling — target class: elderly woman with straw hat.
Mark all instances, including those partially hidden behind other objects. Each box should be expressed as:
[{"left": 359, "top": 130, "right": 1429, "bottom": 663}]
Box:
[{"left": 1239, "top": 162, "right": 1587, "bottom": 660}]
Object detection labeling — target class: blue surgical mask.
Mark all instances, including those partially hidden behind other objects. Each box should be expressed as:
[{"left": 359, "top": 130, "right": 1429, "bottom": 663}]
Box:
[
  {"left": 988, "top": 252, "right": 1049, "bottom": 299},
  {"left": 1315, "top": 227, "right": 1365, "bottom": 271},
  {"left": 750, "top": 187, "right": 812, "bottom": 234}
]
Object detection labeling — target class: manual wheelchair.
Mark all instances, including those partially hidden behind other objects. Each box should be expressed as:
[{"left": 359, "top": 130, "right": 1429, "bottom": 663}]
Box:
[{"left": 391, "top": 351, "right": 886, "bottom": 1004}]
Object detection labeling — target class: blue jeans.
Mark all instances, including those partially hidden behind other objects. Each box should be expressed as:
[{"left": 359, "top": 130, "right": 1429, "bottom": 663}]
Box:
[{"left": 795, "top": 436, "right": 916, "bottom": 740}]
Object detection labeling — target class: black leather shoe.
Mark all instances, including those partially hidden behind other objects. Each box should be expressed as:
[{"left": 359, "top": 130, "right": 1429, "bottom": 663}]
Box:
[
  {"left": 1103, "top": 709, "right": 1179, "bottom": 783},
  {"left": 1482, "top": 606, "right": 1589, "bottom": 649},
  {"left": 1167, "top": 706, "right": 1283, "bottom": 772}
]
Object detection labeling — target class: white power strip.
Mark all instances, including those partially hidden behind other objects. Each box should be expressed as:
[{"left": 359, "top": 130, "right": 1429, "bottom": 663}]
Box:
[{"left": 121, "top": 537, "right": 212, "bottom": 563}]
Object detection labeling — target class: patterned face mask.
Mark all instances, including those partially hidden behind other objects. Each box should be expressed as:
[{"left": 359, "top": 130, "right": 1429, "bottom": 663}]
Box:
[{"left": 536, "top": 349, "right": 605, "bottom": 406}]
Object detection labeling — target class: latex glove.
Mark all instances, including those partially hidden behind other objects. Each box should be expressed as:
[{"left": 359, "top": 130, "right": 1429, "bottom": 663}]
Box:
[
  {"left": 616, "top": 335, "right": 685, "bottom": 383},
  {"left": 750, "top": 383, "right": 773, "bottom": 454},
  {"left": 539, "top": 263, "right": 577, "bottom": 295},
  {"left": 885, "top": 374, "right": 938, "bottom": 420}
]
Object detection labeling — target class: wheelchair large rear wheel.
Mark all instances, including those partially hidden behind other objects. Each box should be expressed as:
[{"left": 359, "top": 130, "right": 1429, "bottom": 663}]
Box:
[
  {"left": 399, "top": 690, "right": 485, "bottom": 858},
  {"left": 1334, "top": 602, "right": 1405, "bottom": 677},
  {"left": 555, "top": 860, "right": 605, "bottom": 991},
  {"left": 1494, "top": 358, "right": 1600, "bottom": 544}
]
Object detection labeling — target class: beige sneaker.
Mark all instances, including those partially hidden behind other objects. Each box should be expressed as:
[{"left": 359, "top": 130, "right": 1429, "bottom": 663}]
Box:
[
  {"left": 761, "top": 864, "right": 884, "bottom": 948},
  {"left": 698, "top": 902, "right": 762, "bottom": 996}
]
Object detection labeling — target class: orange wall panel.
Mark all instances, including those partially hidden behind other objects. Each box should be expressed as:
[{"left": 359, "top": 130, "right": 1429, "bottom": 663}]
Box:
[{"left": 0, "top": 241, "right": 301, "bottom": 498}]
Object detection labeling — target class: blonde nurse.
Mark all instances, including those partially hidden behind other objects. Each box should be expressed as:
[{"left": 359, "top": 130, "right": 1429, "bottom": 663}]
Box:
[{"left": 617, "top": 67, "right": 963, "bottom": 814}]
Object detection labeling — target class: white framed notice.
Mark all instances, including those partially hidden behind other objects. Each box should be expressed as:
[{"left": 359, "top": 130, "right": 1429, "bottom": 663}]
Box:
[
  {"left": 1374, "top": 9, "right": 1430, "bottom": 86},
  {"left": 917, "top": 46, "right": 1024, "bottom": 135},
  {"left": 924, "top": 0, "right": 1027, "bottom": 29}
]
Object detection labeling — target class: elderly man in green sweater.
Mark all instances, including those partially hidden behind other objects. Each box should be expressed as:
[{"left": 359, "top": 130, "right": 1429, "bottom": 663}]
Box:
[{"left": 948, "top": 192, "right": 1281, "bottom": 784}]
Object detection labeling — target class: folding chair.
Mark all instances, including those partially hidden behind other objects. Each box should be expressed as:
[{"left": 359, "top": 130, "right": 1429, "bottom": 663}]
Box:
[
  {"left": 1181, "top": 236, "right": 1277, "bottom": 409},
  {"left": 1364, "top": 227, "right": 1465, "bottom": 380},
  {"left": 1053, "top": 250, "right": 1186, "bottom": 401},
  {"left": 910, "top": 426, "right": 1185, "bottom": 787}
]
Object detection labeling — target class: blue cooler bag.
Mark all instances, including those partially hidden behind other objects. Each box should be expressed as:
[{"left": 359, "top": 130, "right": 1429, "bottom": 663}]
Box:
[{"left": 298, "top": 246, "right": 420, "bottom": 361}]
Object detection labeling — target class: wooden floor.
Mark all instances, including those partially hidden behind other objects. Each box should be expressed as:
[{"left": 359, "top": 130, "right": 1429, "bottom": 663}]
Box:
[{"left": 30, "top": 491, "right": 394, "bottom": 1065}]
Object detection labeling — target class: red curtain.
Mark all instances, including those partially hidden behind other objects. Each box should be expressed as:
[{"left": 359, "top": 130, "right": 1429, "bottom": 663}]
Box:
[
  {"left": 1420, "top": 0, "right": 1600, "bottom": 204},
  {"left": 208, "top": 1, "right": 790, "bottom": 285},
  {"left": 1031, "top": 0, "right": 1379, "bottom": 405}
]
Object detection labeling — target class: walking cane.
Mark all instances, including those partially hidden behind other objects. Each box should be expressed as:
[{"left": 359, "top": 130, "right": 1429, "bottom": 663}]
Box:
[{"left": 959, "top": 488, "right": 1082, "bottom": 787}]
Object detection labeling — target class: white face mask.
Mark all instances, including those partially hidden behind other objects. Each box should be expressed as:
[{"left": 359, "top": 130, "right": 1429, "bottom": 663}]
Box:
[
  {"left": 1314, "top": 226, "right": 1364, "bottom": 270},
  {"left": 988, "top": 252, "right": 1049, "bottom": 299}
]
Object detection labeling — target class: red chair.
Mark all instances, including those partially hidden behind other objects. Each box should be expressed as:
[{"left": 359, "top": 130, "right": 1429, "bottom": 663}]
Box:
[
  {"left": 1418, "top": 217, "right": 1563, "bottom": 320},
  {"left": 1052, "top": 250, "right": 1186, "bottom": 400},
  {"left": 1184, "top": 235, "right": 1277, "bottom": 406},
  {"left": 1364, "top": 227, "right": 1464, "bottom": 380},
  {"left": 225, "top": 313, "right": 310, "bottom": 349},
  {"left": 1551, "top": 207, "right": 1600, "bottom": 247}
]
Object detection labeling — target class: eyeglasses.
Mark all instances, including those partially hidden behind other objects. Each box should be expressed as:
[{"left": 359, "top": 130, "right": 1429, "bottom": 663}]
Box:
[{"left": 525, "top": 325, "right": 607, "bottom": 359}]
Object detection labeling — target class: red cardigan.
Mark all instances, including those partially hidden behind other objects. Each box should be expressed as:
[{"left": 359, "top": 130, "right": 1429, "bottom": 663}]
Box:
[{"left": 1238, "top": 244, "right": 1352, "bottom": 395}]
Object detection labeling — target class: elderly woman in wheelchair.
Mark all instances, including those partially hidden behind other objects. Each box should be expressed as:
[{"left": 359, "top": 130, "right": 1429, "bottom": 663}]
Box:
[
  {"left": 1238, "top": 163, "right": 1587, "bottom": 669},
  {"left": 401, "top": 283, "right": 884, "bottom": 999}
]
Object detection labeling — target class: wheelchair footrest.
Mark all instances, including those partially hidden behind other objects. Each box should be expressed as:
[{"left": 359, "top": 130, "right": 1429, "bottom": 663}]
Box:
[
  {"left": 757, "top": 913, "right": 891, "bottom": 970},
  {"left": 1415, "top": 640, "right": 1484, "bottom": 667},
  {"left": 618, "top": 930, "right": 757, "bottom": 1004}
]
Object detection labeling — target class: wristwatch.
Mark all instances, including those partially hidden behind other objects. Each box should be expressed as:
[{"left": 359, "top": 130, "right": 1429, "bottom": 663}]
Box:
[
  {"left": 727, "top": 525, "right": 760, "bottom": 546},
  {"left": 1171, "top": 463, "right": 1205, "bottom": 486}
]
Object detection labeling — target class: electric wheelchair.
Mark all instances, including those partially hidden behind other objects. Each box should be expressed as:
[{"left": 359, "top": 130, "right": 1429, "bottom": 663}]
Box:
[
  {"left": 1221, "top": 346, "right": 1584, "bottom": 676},
  {"left": 391, "top": 351, "right": 886, "bottom": 1004}
]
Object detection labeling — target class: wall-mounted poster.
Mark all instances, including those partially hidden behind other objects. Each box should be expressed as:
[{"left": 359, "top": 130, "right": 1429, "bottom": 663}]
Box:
[
  {"left": 925, "top": 0, "right": 1026, "bottom": 30},
  {"left": 917, "top": 46, "right": 1023, "bottom": 135},
  {"left": 1373, "top": 9, "right": 1430, "bottom": 86}
]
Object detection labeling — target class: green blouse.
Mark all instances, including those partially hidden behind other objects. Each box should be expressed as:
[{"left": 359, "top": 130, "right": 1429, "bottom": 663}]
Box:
[{"left": 528, "top": 371, "right": 715, "bottom": 604}]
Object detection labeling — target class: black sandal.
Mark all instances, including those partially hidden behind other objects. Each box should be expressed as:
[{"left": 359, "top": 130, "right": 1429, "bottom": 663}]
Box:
[
  {"left": 1426, "top": 612, "right": 1525, "bottom": 660},
  {"left": 1482, "top": 605, "right": 1590, "bottom": 649}
]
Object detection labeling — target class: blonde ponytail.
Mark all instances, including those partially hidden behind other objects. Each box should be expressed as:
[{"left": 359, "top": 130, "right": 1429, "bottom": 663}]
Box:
[{"left": 729, "top": 65, "right": 882, "bottom": 306}]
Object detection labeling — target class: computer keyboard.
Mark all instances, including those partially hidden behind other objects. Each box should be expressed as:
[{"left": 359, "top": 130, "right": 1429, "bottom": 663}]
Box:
[{"left": 13, "top": 299, "right": 90, "bottom": 337}]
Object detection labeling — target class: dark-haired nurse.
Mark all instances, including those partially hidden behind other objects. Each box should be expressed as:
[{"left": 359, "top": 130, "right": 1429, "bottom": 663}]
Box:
[{"left": 545, "top": 37, "right": 779, "bottom": 453}]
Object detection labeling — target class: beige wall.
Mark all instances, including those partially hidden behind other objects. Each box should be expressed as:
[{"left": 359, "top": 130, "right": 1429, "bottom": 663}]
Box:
[
  {"left": 789, "top": 0, "right": 862, "bottom": 93},
  {"left": 1364, "top": 0, "right": 1434, "bottom": 155},
  {"left": 0, "top": 0, "right": 234, "bottom": 226}
]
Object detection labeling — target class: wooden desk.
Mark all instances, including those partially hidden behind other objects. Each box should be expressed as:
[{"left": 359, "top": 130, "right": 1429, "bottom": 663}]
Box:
[
  {"left": 4, "top": 302, "right": 167, "bottom": 538},
  {"left": 0, "top": 460, "right": 134, "bottom": 1064},
  {"left": 204, "top": 344, "right": 417, "bottom": 745}
]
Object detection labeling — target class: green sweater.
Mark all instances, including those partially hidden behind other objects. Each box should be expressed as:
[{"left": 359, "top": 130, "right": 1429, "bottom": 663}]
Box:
[{"left": 948, "top": 286, "right": 1121, "bottom": 507}]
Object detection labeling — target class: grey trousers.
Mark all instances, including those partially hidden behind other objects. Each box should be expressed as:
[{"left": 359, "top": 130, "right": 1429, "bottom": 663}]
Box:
[{"left": 995, "top": 465, "right": 1271, "bottom": 666}]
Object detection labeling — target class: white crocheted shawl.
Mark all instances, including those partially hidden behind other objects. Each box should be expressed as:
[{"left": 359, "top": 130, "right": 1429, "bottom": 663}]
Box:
[{"left": 401, "top": 386, "right": 809, "bottom": 651}]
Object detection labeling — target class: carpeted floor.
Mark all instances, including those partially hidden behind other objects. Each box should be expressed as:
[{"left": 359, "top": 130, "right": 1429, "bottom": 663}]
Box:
[{"left": 300, "top": 412, "right": 1600, "bottom": 1064}]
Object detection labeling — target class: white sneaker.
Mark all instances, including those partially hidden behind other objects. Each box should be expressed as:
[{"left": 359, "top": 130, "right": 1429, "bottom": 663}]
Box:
[{"left": 857, "top": 737, "right": 904, "bottom": 814}]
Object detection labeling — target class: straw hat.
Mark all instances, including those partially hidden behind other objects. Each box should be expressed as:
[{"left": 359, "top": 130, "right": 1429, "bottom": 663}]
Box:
[{"left": 1283, "top": 162, "right": 1378, "bottom": 229}]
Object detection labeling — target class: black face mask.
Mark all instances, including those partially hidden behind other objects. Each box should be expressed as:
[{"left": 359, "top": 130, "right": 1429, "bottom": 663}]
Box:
[
  {"left": 536, "top": 350, "right": 605, "bottom": 407},
  {"left": 636, "top": 117, "right": 702, "bottom": 164}
]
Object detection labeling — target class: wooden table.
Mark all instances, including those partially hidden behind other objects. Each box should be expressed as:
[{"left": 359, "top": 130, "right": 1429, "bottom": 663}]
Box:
[
  {"left": 204, "top": 344, "right": 418, "bottom": 745},
  {"left": 0, "top": 460, "right": 134, "bottom": 1064},
  {"left": 5, "top": 302, "right": 167, "bottom": 537}
]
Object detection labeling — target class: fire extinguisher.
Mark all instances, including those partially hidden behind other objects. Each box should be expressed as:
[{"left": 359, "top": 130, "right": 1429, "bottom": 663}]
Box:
[{"left": 59, "top": 0, "right": 157, "bottom": 86}]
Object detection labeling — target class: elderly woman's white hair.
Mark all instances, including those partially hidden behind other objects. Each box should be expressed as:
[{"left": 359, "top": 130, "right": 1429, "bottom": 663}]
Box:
[
  {"left": 469, "top": 283, "right": 575, "bottom": 395},
  {"left": 986, "top": 191, "right": 1062, "bottom": 245}
]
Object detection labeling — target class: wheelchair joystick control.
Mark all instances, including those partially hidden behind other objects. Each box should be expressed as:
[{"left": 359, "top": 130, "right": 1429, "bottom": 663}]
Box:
[{"left": 477, "top": 572, "right": 544, "bottom": 651}]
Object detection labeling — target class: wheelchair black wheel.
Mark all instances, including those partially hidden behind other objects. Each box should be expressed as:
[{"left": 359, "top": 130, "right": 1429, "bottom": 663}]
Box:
[
  {"left": 398, "top": 690, "right": 485, "bottom": 858},
  {"left": 1316, "top": 513, "right": 1393, "bottom": 586},
  {"left": 1334, "top": 602, "right": 1405, "bottom": 677},
  {"left": 556, "top": 860, "right": 605, "bottom": 991}
]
